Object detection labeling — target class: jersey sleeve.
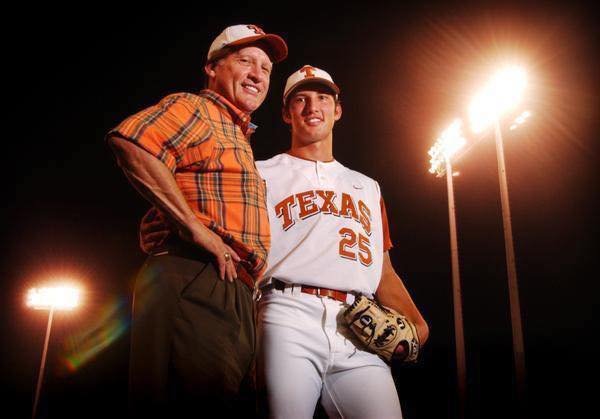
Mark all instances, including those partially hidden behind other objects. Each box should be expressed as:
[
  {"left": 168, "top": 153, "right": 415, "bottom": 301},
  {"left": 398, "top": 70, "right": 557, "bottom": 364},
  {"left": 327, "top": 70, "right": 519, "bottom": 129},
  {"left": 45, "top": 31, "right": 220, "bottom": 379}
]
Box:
[
  {"left": 381, "top": 196, "right": 393, "bottom": 251},
  {"left": 107, "top": 94, "right": 211, "bottom": 172}
]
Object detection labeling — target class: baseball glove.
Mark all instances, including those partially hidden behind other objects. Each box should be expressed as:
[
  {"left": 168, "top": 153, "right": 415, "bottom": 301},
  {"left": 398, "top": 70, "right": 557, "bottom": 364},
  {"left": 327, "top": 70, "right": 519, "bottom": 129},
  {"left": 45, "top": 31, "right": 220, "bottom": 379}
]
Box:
[{"left": 343, "top": 295, "right": 420, "bottom": 363}]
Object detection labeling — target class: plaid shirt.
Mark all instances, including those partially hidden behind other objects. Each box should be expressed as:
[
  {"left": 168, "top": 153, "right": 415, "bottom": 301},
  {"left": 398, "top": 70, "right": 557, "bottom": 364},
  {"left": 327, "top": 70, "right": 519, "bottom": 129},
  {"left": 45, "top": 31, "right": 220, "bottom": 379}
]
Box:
[{"left": 108, "top": 90, "right": 270, "bottom": 285}]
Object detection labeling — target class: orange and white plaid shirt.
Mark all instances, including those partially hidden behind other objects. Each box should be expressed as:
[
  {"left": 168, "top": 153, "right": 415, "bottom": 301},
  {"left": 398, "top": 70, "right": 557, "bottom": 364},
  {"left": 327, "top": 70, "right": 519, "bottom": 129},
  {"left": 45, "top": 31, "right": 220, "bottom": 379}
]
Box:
[{"left": 108, "top": 90, "right": 270, "bottom": 285}]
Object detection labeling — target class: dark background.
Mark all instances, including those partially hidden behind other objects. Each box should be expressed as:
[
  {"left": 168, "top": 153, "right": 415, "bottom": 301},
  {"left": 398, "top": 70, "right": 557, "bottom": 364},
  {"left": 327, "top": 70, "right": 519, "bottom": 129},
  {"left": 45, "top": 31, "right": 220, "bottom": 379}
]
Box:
[{"left": 3, "top": 2, "right": 598, "bottom": 418}]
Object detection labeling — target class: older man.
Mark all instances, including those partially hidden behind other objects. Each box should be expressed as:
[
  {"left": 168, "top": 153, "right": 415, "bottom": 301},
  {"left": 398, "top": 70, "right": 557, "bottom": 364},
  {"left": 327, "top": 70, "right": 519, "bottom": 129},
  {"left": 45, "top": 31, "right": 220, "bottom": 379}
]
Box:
[{"left": 107, "top": 24, "right": 287, "bottom": 417}]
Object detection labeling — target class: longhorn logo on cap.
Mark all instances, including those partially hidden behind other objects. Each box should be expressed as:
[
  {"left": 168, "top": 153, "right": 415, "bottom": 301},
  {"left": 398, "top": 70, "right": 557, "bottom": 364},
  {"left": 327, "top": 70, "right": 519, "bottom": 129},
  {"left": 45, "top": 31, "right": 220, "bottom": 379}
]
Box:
[
  {"left": 300, "top": 65, "right": 317, "bottom": 78},
  {"left": 247, "top": 25, "right": 265, "bottom": 35}
]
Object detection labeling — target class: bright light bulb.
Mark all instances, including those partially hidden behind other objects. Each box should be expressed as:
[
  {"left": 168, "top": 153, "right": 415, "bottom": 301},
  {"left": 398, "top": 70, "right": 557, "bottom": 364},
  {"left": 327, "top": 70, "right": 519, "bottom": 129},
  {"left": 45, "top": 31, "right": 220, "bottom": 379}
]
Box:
[
  {"left": 469, "top": 66, "right": 528, "bottom": 134},
  {"left": 27, "top": 286, "right": 81, "bottom": 310},
  {"left": 508, "top": 110, "right": 532, "bottom": 131},
  {"left": 428, "top": 119, "right": 466, "bottom": 175}
]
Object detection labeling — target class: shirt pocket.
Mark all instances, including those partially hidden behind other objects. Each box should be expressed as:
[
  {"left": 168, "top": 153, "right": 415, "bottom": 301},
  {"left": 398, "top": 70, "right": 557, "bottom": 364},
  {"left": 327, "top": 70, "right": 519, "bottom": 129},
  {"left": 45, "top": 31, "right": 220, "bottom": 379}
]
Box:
[
  {"left": 179, "top": 125, "right": 214, "bottom": 170},
  {"left": 205, "top": 136, "right": 257, "bottom": 174}
]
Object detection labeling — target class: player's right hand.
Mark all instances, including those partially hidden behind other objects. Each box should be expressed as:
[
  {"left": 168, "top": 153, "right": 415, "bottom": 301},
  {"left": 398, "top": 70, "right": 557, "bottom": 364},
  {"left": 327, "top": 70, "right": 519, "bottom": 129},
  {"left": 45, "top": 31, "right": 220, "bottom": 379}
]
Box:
[{"left": 179, "top": 220, "right": 241, "bottom": 282}]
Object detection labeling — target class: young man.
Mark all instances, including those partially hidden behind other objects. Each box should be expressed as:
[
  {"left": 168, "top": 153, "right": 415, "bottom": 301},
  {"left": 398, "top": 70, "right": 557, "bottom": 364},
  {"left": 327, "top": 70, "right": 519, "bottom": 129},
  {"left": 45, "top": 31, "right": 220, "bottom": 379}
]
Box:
[
  {"left": 107, "top": 24, "right": 287, "bottom": 417},
  {"left": 255, "top": 65, "right": 429, "bottom": 418}
]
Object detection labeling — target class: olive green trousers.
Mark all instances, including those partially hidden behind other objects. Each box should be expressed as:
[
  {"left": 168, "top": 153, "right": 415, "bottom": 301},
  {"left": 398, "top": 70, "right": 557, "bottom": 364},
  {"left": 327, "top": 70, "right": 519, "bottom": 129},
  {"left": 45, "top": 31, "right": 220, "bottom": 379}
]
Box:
[{"left": 128, "top": 252, "right": 255, "bottom": 417}]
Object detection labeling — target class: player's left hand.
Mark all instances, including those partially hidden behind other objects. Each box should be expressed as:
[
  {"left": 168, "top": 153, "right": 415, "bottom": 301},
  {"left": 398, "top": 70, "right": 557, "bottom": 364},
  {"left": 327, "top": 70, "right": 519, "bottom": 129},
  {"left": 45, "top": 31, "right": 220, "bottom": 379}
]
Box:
[
  {"left": 393, "top": 342, "right": 407, "bottom": 361},
  {"left": 343, "top": 295, "right": 420, "bottom": 363}
]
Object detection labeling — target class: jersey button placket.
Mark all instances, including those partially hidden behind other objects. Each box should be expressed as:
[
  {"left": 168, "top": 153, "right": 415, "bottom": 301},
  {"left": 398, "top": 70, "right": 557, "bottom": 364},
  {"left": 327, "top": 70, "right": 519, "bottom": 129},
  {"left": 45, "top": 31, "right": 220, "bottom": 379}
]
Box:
[{"left": 316, "top": 162, "right": 326, "bottom": 185}]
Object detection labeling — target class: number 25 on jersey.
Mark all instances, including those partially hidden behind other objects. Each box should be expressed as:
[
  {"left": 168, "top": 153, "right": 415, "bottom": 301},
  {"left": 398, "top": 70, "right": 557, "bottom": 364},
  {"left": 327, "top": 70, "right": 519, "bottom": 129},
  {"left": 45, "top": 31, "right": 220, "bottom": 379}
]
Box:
[{"left": 339, "top": 227, "right": 372, "bottom": 267}]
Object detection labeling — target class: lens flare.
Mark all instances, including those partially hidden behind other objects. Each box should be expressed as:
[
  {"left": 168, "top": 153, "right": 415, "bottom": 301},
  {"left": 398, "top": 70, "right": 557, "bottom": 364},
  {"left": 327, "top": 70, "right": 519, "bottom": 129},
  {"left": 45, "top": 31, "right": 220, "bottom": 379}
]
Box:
[{"left": 62, "top": 296, "right": 129, "bottom": 371}]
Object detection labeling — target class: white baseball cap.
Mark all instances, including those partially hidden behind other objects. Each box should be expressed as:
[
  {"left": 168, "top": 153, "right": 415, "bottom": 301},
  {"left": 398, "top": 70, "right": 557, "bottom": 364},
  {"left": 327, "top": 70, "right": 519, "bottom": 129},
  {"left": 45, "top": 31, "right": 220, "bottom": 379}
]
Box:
[
  {"left": 207, "top": 24, "right": 288, "bottom": 63},
  {"left": 283, "top": 65, "right": 340, "bottom": 104}
]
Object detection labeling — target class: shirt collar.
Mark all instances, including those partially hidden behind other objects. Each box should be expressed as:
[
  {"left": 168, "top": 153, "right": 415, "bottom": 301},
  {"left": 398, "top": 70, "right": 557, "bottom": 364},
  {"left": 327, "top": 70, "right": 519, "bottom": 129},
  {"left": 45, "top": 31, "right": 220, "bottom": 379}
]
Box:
[
  {"left": 283, "top": 152, "right": 344, "bottom": 174},
  {"left": 199, "top": 89, "right": 257, "bottom": 136}
]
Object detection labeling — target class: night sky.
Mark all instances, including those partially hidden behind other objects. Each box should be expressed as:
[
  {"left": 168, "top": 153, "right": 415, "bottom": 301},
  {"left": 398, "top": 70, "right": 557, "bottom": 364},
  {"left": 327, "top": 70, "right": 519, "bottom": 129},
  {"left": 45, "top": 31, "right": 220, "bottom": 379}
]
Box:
[{"left": 3, "top": 3, "right": 598, "bottom": 418}]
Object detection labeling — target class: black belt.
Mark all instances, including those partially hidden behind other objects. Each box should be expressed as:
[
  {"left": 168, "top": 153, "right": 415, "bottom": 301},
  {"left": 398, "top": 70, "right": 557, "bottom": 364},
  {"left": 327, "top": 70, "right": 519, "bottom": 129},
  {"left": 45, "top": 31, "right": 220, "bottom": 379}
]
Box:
[
  {"left": 151, "top": 238, "right": 213, "bottom": 264},
  {"left": 152, "top": 238, "right": 254, "bottom": 290}
]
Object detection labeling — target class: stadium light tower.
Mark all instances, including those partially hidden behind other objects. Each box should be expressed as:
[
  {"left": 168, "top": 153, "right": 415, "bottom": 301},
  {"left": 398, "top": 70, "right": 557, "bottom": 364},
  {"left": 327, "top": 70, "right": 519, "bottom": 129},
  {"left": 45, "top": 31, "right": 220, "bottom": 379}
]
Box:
[
  {"left": 468, "top": 65, "right": 529, "bottom": 404},
  {"left": 428, "top": 118, "right": 467, "bottom": 418},
  {"left": 27, "top": 284, "right": 82, "bottom": 419}
]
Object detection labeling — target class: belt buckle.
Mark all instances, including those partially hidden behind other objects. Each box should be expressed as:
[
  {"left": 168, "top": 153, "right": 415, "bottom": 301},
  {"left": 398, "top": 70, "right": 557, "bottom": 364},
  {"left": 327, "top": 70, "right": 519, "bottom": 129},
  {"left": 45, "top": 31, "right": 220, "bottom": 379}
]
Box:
[{"left": 252, "top": 286, "right": 262, "bottom": 302}]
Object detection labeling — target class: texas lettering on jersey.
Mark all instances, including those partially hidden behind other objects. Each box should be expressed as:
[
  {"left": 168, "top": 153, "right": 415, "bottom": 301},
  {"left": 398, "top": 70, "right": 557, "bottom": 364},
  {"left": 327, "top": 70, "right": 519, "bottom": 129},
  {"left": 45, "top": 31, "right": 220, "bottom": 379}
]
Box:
[{"left": 274, "top": 189, "right": 374, "bottom": 266}]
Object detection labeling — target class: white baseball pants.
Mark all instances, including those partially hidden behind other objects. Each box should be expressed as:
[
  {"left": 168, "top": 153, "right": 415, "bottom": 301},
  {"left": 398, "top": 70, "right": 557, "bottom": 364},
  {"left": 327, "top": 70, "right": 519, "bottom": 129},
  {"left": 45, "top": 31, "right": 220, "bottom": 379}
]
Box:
[{"left": 257, "top": 287, "right": 403, "bottom": 419}]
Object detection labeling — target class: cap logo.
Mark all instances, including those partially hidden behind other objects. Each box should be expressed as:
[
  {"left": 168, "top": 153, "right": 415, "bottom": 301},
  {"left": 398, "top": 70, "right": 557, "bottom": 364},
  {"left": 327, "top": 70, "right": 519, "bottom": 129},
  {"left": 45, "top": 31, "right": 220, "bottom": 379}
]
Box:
[
  {"left": 247, "top": 25, "right": 265, "bottom": 35},
  {"left": 300, "top": 65, "right": 317, "bottom": 79}
]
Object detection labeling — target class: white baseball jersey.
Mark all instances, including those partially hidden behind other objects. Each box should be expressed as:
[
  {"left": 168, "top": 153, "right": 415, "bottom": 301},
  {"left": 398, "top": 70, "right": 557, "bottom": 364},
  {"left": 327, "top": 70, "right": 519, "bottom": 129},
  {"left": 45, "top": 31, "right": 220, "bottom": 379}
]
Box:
[{"left": 257, "top": 153, "right": 389, "bottom": 295}]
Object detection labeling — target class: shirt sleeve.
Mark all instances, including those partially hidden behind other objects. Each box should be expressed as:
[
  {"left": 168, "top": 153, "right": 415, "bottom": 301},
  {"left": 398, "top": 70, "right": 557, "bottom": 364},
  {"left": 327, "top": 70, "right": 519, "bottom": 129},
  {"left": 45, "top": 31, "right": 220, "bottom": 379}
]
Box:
[
  {"left": 107, "top": 94, "right": 211, "bottom": 172},
  {"left": 381, "top": 196, "right": 393, "bottom": 251}
]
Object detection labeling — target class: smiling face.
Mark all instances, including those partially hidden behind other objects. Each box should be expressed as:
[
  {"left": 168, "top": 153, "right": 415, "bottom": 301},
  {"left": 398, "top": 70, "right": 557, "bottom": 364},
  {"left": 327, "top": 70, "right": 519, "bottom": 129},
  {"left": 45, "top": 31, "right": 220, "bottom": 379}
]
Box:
[
  {"left": 205, "top": 45, "right": 273, "bottom": 114},
  {"left": 283, "top": 83, "right": 342, "bottom": 147}
]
